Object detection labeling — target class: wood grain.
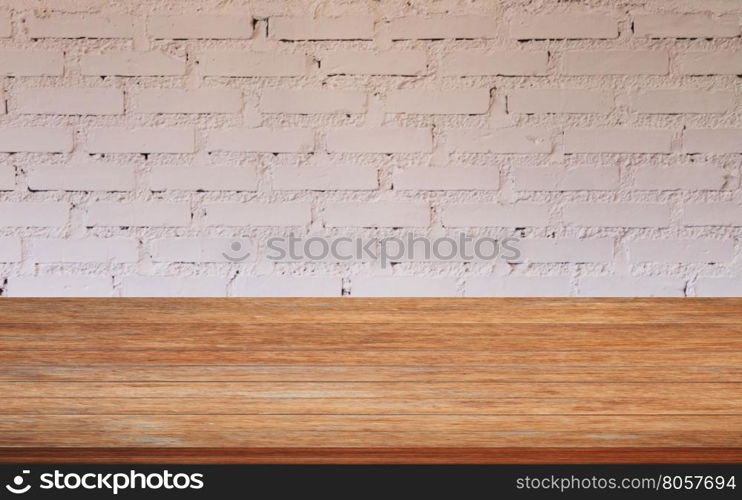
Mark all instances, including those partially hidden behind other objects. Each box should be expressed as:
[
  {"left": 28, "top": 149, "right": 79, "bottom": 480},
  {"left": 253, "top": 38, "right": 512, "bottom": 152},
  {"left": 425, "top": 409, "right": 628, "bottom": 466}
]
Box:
[{"left": 1, "top": 298, "right": 740, "bottom": 463}]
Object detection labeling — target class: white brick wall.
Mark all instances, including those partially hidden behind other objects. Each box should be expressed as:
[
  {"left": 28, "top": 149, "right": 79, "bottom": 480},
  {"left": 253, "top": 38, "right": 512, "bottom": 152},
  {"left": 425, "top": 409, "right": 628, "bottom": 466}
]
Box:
[
  {"left": 561, "top": 50, "right": 669, "bottom": 75},
  {"left": 677, "top": 51, "right": 742, "bottom": 75},
  {"left": 26, "top": 13, "right": 136, "bottom": 38},
  {"left": 207, "top": 128, "right": 314, "bottom": 153},
  {"left": 131, "top": 89, "right": 242, "bottom": 114},
  {"left": 148, "top": 14, "right": 253, "bottom": 39},
  {"left": 87, "top": 128, "right": 195, "bottom": 154},
  {"left": 441, "top": 50, "right": 548, "bottom": 76},
  {"left": 634, "top": 14, "right": 740, "bottom": 39},
  {"left": 147, "top": 166, "right": 257, "bottom": 191},
  {"left": 270, "top": 16, "right": 374, "bottom": 41},
  {"left": 260, "top": 89, "right": 367, "bottom": 114},
  {"left": 0, "top": 0, "right": 739, "bottom": 297},
  {"left": 81, "top": 51, "right": 186, "bottom": 76},
  {"left": 204, "top": 202, "right": 311, "bottom": 227},
  {"left": 234, "top": 276, "right": 342, "bottom": 297},
  {"left": 321, "top": 50, "right": 427, "bottom": 76},
  {"left": 273, "top": 165, "right": 378, "bottom": 191},
  {"left": 324, "top": 202, "right": 430, "bottom": 228},
  {"left": 17, "top": 88, "right": 124, "bottom": 115},
  {"left": 508, "top": 89, "right": 614, "bottom": 114},
  {"left": 196, "top": 51, "right": 308, "bottom": 77},
  {"left": 27, "top": 165, "right": 136, "bottom": 192},
  {"left": 29, "top": 238, "right": 138, "bottom": 263},
  {"left": 0, "top": 50, "right": 64, "bottom": 76},
  {"left": 509, "top": 13, "right": 618, "bottom": 40},
  {"left": 442, "top": 203, "right": 549, "bottom": 227}
]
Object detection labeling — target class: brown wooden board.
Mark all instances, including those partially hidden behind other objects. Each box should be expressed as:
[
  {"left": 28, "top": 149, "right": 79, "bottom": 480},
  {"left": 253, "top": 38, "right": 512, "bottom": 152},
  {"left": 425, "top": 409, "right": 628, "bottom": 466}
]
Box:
[{"left": 1, "top": 298, "right": 740, "bottom": 463}]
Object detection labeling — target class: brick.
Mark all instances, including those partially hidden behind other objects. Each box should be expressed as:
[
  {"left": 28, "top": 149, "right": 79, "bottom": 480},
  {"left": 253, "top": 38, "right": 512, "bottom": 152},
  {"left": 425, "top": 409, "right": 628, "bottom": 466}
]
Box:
[
  {"left": 634, "top": 165, "right": 729, "bottom": 190},
  {"left": 17, "top": 88, "right": 123, "bottom": 115},
  {"left": 684, "top": 129, "right": 742, "bottom": 153},
  {"left": 0, "top": 10, "right": 11, "bottom": 37},
  {"left": 131, "top": 89, "right": 242, "bottom": 114},
  {"left": 351, "top": 276, "right": 459, "bottom": 297},
  {"left": 677, "top": 51, "right": 742, "bottom": 75},
  {"left": 0, "top": 164, "right": 14, "bottom": 190},
  {"left": 0, "top": 128, "right": 72, "bottom": 153},
  {"left": 446, "top": 128, "right": 551, "bottom": 154},
  {"left": 563, "top": 203, "right": 671, "bottom": 227},
  {"left": 442, "top": 203, "right": 549, "bottom": 227},
  {"left": 274, "top": 165, "right": 378, "bottom": 191},
  {"left": 197, "top": 51, "right": 308, "bottom": 77},
  {"left": 121, "top": 276, "right": 226, "bottom": 297},
  {"left": 270, "top": 16, "right": 373, "bottom": 40},
  {"left": 151, "top": 238, "right": 253, "bottom": 263},
  {"left": 562, "top": 50, "right": 668, "bottom": 75},
  {"left": 326, "top": 128, "right": 432, "bottom": 154},
  {"left": 386, "top": 89, "right": 490, "bottom": 115},
  {"left": 205, "top": 202, "right": 311, "bottom": 227},
  {"left": 387, "top": 15, "right": 498, "bottom": 40},
  {"left": 147, "top": 166, "right": 257, "bottom": 191},
  {"left": 321, "top": 50, "right": 426, "bottom": 76},
  {"left": 86, "top": 128, "right": 195, "bottom": 154},
  {"left": 513, "top": 165, "right": 619, "bottom": 191},
  {"left": 26, "top": 13, "right": 135, "bottom": 38},
  {"left": 465, "top": 276, "right": 571, "bottom": 297},
  {"left": 634, "top": 14, "right": 739, "bottom": 38},
  {"left": 393, "top": 167, "right": 499, "bottom": 191},
  {"left": 628, "top": 239, "right": 734, "bottom": 263},
  {"left": 0, "top": 202, "right": 68, "bottom": 227},
  {"left": 577, "top": 277, "right": 685, "bottom": 297},
  {"left": 29, "top": 238, "right": 138, "bottom": 263},
  {"left": 0, "top": 50, "right": 63, "bottom": 76},
  {"left": 207, "top": 128, "right": 314, "bottom": 153},
  {"left": 7, "top": 276, "right": 113, "bottom": 297},
  {"left": 508, "top": 89, "right": 613, "bottom": 114},
  {"left": 510, "top": 13, "right": 618, "bottom": 39},
  {"left": 0, "top": 237, "right": 21, "bottom": 262},
  {"left": 86, "top": 202, "right": 190, "bottom": 227},
  {"left": 149, "top": 14, "right": 253, "bottom": 39},
  {"left": 233, "top": 276, "right": 342, "bottom": 297},
  {"left": 260, "top": 89, "right": 366, "bottom": 114},
  {"left": 81, "top": 51, "right": 185, "bottom": 76},
  {"left": 695, "top": 278, "right": 742, "bottom": 297},
  {"left": 518, "top": 238, "right": 614, "bottom": 263},
  {"left": 442, "top": 50, "right": 548, "bottom": 76},
  {"left": 683, "top": 203, "right": 742, "bottom": 226},
  {"left": 324, "top": 202, "right": 430, "bottom": 228},
  {"left": 631, "top": 90, "right": 735, "bottom": 114},
  {"left": 564, "top": 129, "right": 673, "bottom": 154},
  {"left": 27, "top": 165, "right": 135, "bottom": 191}
]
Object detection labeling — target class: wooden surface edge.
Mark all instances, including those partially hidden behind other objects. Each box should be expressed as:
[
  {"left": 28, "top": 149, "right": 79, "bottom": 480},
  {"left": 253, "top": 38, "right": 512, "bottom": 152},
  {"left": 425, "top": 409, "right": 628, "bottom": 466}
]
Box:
[{"left": 1, "top": 448, "right": 740, "bottom": 464}]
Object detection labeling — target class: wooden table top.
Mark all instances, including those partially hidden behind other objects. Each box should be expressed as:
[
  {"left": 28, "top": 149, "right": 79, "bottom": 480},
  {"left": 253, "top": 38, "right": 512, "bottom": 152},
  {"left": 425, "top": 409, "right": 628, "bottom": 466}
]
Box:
[{"left": 1, "top": 298, "right": 740, "bottom": 463}]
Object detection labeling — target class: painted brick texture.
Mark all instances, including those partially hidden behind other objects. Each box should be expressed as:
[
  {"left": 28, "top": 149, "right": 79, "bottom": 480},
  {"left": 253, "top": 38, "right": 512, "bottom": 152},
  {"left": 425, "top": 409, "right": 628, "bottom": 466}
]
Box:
[{"left": 0, "top": 0, "right": 739, "bottom": 298}]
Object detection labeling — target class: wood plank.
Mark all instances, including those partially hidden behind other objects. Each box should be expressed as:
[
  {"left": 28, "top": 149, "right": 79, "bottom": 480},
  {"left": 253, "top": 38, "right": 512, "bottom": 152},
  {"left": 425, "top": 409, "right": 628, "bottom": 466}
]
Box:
[
  {"left": 3, "top": 395, "right": 738, "bottom": 415},
  {"left": 3, "top": 382, "right": 739, "bottom": 401},
  {"left": 4, "top": 349, "right": 741, "bottom": 367},
  {"left": 2, "top": 323, "right": 740, "bottom": 350},
  {"left": 3, "top": 447, "right": 741, "bottom": 464},
  {"left": 2, "top": 298, "right": 740, "bottom": 324},
  {"left": 2, "top": 415, "right": 740, "bottom": 447},
  {"left": 3, "top": 364, "right": 740, "bottom": 382},
  {"left": 1, "top": 298, "right": 740, "bottom": 462}
]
